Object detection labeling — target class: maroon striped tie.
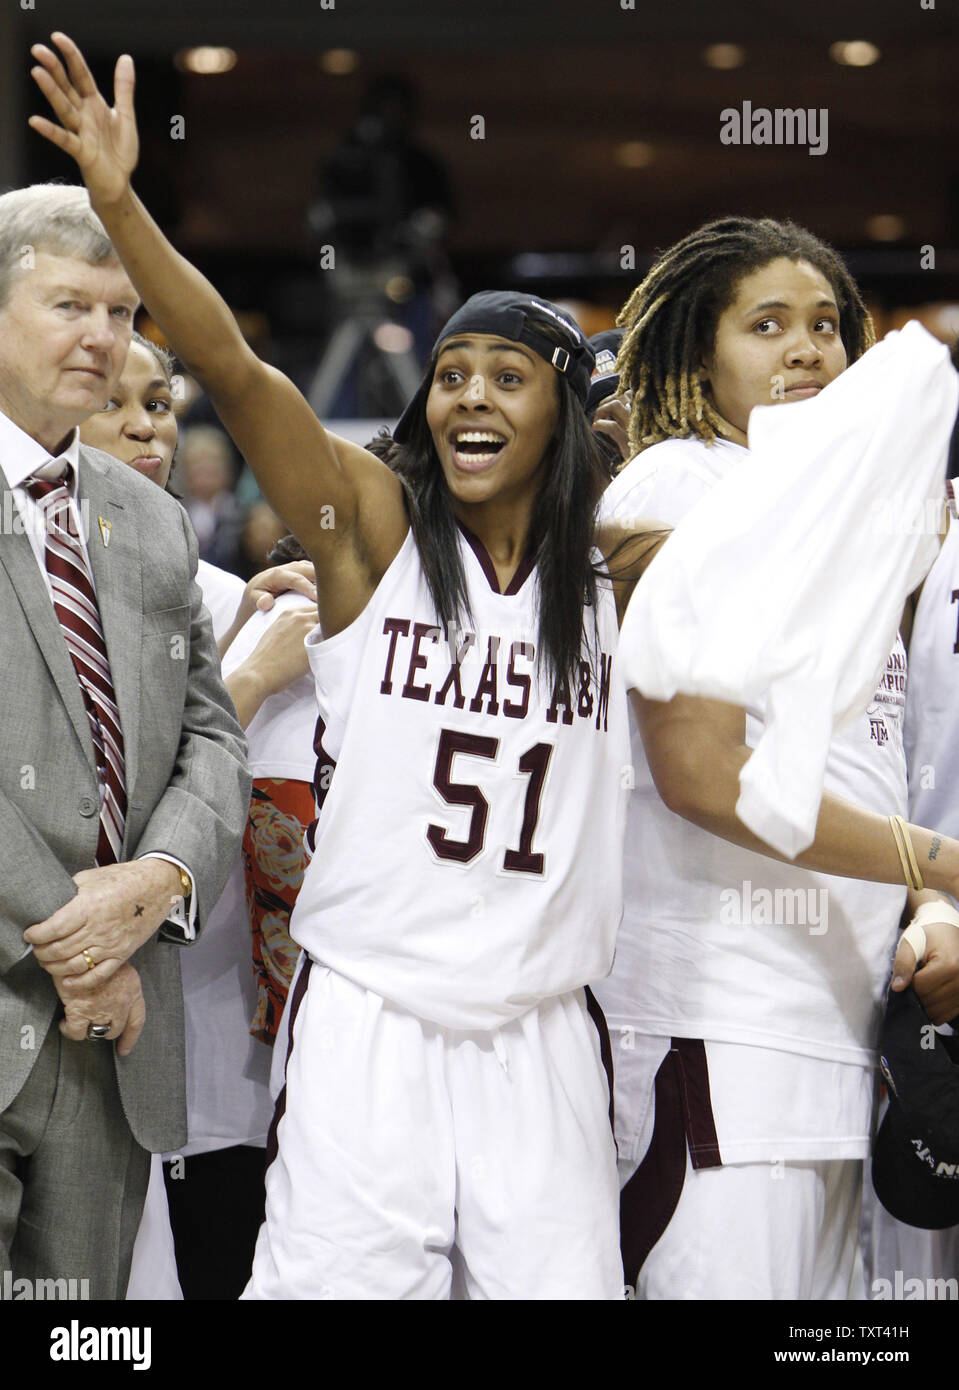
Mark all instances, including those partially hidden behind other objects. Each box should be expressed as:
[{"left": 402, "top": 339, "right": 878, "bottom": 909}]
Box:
[{"left": 26, "top": 467, "right": 127, "bottom": 866}]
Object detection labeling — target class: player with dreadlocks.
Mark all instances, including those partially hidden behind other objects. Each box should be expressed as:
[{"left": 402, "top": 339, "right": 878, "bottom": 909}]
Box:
[
  {"left": 594, "top": 216, "right": 959, "bottom": 1300},
  {"left": 615, "top": 215, "right": 874, "bottom": 455}
]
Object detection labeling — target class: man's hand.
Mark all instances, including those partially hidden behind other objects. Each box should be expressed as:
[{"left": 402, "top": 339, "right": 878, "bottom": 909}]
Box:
[
  {"left": 219, "top": 561, "right": 317, "bottom": 657},
  {"left": 58, "top": 962, "right": 146, "bottom": 1057},
  {"left": 28, "top": 33, "right": 139, "bottom": 208},
  {"left": 24, "top": 859, "right": 185, "bottom": 988},
  {"left": 891, "top": 916, "right": 959, "bottom": 1025}
]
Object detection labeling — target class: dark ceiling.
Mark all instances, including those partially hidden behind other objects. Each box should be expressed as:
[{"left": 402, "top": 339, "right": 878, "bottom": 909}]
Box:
[
  {"left": 14, "top": 0, "right": 959, "bottom": 49},
  {"left": 4, "top": 2, "right": 958, "bottom": 315}
]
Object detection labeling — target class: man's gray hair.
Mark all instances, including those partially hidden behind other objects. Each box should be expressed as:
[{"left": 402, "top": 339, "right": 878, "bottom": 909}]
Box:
[{"left": 0, "top": 183, "right": 118, "bottom": 309}]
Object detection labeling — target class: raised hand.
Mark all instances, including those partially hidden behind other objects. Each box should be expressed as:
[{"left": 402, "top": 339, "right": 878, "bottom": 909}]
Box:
[{"left": 28, "top": 32, "right": 138, "bottom": 206}]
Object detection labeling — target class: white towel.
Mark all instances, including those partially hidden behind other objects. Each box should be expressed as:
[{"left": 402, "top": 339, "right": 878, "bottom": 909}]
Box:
[{"left": 619, "top": 320, "right": 959, "bottom": 857}]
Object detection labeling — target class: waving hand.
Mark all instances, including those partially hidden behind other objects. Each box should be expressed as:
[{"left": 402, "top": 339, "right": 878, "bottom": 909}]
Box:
[{"left": 29, "top": 32, "right": 138, "bottom": 205}]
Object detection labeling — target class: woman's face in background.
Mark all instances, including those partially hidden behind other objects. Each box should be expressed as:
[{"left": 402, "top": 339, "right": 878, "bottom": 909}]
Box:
[{"left": 79, "top": 339, "right": 178, "bottom": 490}]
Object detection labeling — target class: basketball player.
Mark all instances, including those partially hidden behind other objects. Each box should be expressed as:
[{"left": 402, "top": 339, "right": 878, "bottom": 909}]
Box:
[
  {"left": 599, "top": 218, "right": 959, "bottom": 1299},
  {"left": 32, "top": 39, "right": 959, "bottom": 1299}
]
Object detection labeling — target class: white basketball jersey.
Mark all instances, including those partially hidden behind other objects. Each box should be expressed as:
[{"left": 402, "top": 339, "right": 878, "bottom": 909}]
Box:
[
  {"left": 290, "top": 527, "right": 631, "bottom": 1030},
  {"left": 905, "top": 483, "right": 959, "bottom": 835},
  {"left": 596, "top": 436, "right": 908, "bottom": 1066}
]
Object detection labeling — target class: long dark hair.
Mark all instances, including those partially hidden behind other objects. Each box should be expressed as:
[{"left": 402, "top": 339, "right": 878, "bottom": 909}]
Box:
[{"left": 389, "top": 317, "right": 612, "bottom": 691}]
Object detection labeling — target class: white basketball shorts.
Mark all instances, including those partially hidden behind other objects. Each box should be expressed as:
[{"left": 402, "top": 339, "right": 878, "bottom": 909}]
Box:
[{"left": 242, "top": 960, "right": 623, "bottom": 1300}]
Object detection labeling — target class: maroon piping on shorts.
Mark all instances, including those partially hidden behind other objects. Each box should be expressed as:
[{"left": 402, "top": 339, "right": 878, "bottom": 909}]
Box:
[
  {"left": 584, "top": 986, "right": 615, "bottom": 1132},
  {"left": 264, "top": 956, "right": 313, "bottom": 1171},
  {"left": 618, "top": 1038, "right": 722, "bottom": 1288}
]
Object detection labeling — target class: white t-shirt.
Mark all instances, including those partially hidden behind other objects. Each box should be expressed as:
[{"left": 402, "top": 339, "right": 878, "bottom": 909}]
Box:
[
  {"left": 221, "top": 591, "right": 318, "bottom": 782},
  {"left": 197, "top": 558, "right": 244, "bottom": 642},
  {"left": 598, "top": 434, "right": 907, "bottom": 1160}
]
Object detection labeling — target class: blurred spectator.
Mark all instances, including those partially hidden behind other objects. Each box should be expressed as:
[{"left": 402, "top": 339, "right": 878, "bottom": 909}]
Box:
[
  {"left": 238, "top": 500, "right": 287, "bottom": 581},
  {"left": 311, "top": 74, "right": 453, "bottom": 271},
  {"left": 179, "top": 423, "right": 243, "bottom": 572}
]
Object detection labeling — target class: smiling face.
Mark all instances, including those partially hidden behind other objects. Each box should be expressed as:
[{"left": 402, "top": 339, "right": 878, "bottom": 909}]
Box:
[
  {"left": 700, "top": 257, "right": 848, "bottom": 446},
  {"left": 425, "top": 334, "right": 560, "bottom": 519},
  {"left": 0, "top": 251, "right": 139, "bottom": 453},
  {"left": 79, "top": 339, "right": 178, "bottom": 490}
]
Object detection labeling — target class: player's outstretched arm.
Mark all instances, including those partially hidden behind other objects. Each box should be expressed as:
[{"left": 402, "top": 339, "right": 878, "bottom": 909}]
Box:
[{"left": 28, "top": 34, "right": 407, "bottom": 631}]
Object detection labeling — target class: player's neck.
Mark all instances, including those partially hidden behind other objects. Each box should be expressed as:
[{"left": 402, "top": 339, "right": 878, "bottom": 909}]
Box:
[{"left": 453, "top": 496, "right": 535, "bottom": 590}]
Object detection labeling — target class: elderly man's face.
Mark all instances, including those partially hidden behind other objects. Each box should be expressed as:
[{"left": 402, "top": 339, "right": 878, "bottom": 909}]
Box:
[{"left": 0, "top": 250, "right": 139, "bottom": 451}]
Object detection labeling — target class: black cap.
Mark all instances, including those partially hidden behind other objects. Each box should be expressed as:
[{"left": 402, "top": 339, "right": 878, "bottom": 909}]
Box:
[
  {"left": 585, "top": 329, "right": 625, "bottom": 419},
  {"left": 872, "top": 986, "right": 959, "bottom": 1229},
  {"left": 393, "top": 291, "right": 595, "bottom": 443}
]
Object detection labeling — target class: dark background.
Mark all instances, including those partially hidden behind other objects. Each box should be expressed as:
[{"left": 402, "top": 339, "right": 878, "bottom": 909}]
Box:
[{"left": 2, "top": 0, "right": 956, "bottom": 378}]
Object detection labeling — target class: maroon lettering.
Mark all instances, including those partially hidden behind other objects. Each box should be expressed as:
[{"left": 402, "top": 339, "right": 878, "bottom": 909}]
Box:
[
  {"left": 503, "top": 742, "right": 553, "bottom": 874},
  {"left": 434, "top": 630, "right": 476, "bottom": 710},
  {"left": 401, "top": 622, "right": 440, "bottom": 702},
  {"left": 380, "top": 617, "right": 410, "bottom": 694},
  {"left": 595, "top": 652, "right": 612, "bottom": 733},
  {"left": 869, "top": 717, "right": 889, "bottom": 746},
  {"left": 503, "top": 641, "right": 534, "bottom": 719},
  {"left": 427, "top": 729, "right": 499, "bottom": 863},
  {"left": 576, "top": 660, "right": 593, "bottom": 719},
  {"left": 427, "top": 730, "right": 555, "bottom": 875},
  {"left": 546, "top": 675, "right": 574, "bottom": 726},
  {"left": 469, "top": 636, "right": 501, "bottom": 715}
]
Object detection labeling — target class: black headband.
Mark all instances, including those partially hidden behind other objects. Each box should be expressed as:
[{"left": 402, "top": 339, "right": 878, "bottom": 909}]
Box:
[{"left": 393, "top": 291, "right": 595, "bottom": 443}]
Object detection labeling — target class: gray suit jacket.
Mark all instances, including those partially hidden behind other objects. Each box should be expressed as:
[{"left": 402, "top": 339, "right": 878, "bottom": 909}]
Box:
[{"left": 0, "top": 444, "right": 250, "bottom": 1151}]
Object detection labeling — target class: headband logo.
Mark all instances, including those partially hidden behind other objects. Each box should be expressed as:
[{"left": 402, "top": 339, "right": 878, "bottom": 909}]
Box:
[{"left": 529, "top": 298, "right": 583, "bottom": 342}]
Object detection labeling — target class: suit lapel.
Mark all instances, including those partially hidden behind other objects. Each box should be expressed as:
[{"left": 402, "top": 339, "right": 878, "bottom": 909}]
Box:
[
  {"left": 0, "top": 487, "right": 96, "bottom": 770},
  {"left": 79, "top": 448, "right": 142, "bottom": 813}
]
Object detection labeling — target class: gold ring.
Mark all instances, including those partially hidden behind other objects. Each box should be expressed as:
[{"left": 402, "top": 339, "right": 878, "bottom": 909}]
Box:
[{"left": 82, "top": 949, "right": 96, "bottom": 972}]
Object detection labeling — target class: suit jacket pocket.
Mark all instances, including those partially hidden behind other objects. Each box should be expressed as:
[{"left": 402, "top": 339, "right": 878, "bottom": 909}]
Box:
[{"left": 143, "top": 603, "right": 191, "bottom": 635}]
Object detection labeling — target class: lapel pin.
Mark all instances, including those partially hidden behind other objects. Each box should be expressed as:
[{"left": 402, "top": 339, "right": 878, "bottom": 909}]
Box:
[{"left": 98, "top": 516, "right": 112, "bottom": 547}]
